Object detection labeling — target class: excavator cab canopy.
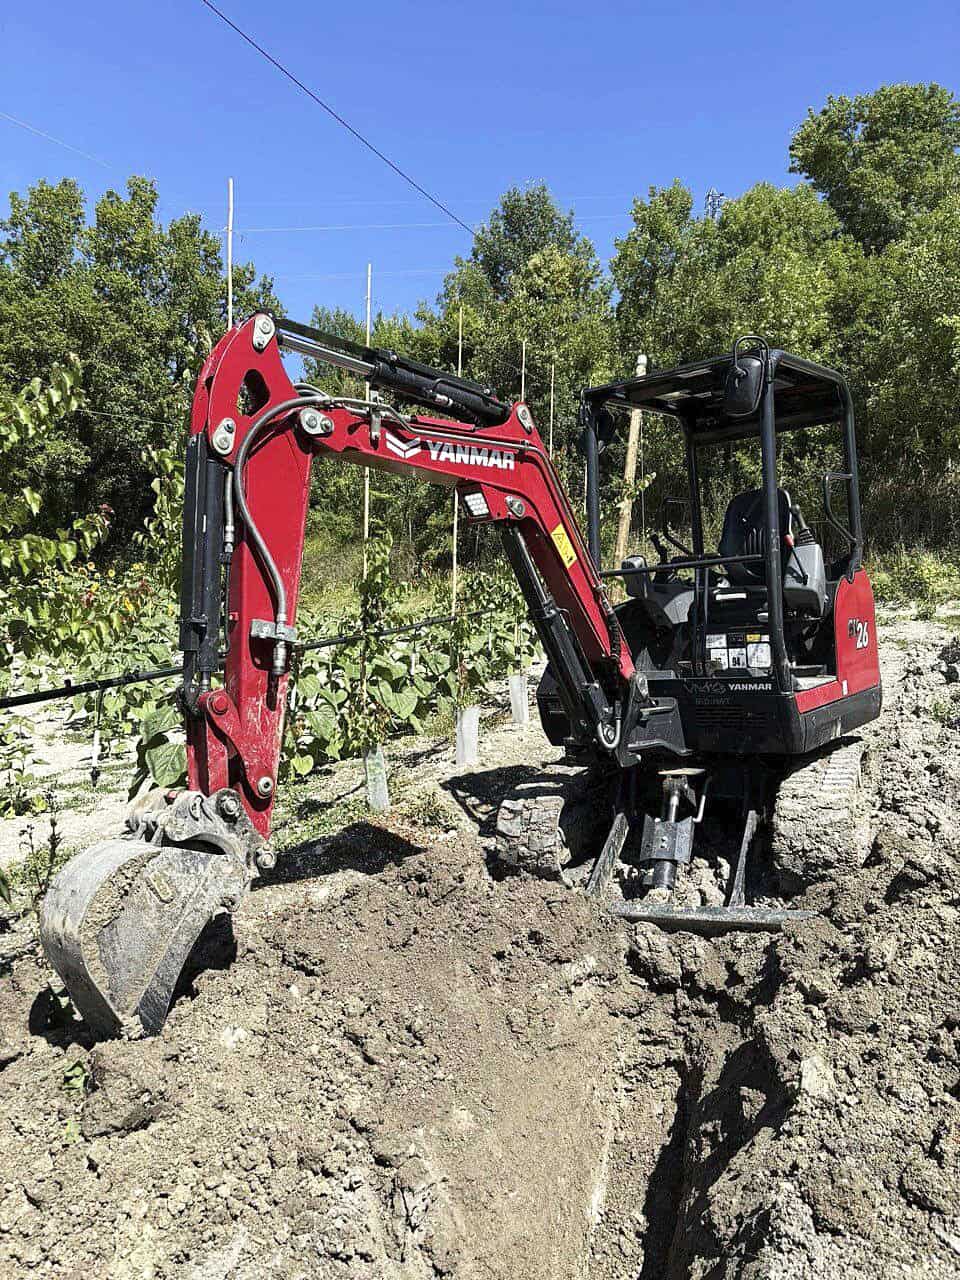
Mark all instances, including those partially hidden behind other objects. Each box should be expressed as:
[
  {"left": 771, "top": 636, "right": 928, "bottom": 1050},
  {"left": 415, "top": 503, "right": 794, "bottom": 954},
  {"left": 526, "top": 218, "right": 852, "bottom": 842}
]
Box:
[
  {"left": 581, "top": 339, "right": 864, "bottom": 578},
  {"left": 579, "top": 338, "right": 867, "bottom": 701},
  {"left": 585, "top": 346, "right": 852, "bottom": 444}
]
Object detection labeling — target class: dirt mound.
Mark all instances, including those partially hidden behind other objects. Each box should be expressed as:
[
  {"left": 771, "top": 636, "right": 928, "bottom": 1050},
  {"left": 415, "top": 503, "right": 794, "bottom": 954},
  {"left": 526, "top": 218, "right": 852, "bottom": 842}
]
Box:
[{"left": 2, "top": 620, "right": 960, "bottom": 1278}]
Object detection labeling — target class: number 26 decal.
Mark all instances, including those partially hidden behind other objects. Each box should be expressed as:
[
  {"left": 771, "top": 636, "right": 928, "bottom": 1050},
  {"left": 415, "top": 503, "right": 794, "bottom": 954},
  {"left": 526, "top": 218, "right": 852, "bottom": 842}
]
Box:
[{"left": 848, "top": 618, "right": 870, "bottom": 649}]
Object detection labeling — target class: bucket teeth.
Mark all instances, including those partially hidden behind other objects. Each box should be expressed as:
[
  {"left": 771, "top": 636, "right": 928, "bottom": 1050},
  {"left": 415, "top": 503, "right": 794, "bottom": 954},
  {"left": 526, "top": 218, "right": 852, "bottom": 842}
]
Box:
[{"left": 40, "top": 838, "right": 251, "bottom": 1038}]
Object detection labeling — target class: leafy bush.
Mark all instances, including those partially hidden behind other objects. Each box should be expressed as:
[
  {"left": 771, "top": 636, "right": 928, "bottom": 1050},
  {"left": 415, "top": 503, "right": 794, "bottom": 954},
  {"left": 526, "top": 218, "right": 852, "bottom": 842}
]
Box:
[
  {"left": 869, "top": 548, "right": 960, "bottom": 610},
  {"left": 0, "top": 715, "right": 46, "bottom": 817}
]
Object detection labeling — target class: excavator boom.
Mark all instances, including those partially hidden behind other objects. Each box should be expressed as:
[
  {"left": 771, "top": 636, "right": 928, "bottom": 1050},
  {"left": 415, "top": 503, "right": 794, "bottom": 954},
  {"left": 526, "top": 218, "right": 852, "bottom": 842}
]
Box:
[{"left": 41, "top": 313, "right": 636, "bottom": 1037}]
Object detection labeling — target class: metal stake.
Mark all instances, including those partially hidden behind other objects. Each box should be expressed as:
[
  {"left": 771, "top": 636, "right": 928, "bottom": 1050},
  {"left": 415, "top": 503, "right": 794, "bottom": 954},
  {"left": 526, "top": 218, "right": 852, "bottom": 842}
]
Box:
[
  {"left": 452, "top": 301, "right": 463, "bottom": 616},
  {"left": 549, "top": 362, "right": 555, "bottom": 454}
]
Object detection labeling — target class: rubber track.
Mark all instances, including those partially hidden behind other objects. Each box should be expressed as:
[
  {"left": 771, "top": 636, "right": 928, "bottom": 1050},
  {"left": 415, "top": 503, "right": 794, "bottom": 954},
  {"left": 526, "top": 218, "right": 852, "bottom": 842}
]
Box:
[
  {"left": 770, "top": 736, "right": 871, "bottom": 890},
  {"left": 495, "top": 768, "right": 609, "bottom": 880}
]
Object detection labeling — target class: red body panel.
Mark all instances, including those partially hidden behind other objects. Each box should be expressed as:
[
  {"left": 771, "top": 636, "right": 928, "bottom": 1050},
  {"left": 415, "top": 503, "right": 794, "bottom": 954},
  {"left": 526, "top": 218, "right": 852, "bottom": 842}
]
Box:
[
  {"left": 186, "top": 324, "right": 315, "bottom": 832},
  {"left": 794, "top": 570, "right": 880, "bottom": 713},
  {"left": 185, "top": 316, "right": 630, "bottom": 838}
]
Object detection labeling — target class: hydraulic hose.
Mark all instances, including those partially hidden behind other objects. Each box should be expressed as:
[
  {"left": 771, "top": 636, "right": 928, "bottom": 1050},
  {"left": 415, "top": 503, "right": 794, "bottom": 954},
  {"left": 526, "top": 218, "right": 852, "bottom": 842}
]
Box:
[
  {"left": 232, "top": 394, "right": 327, "bottom": 650},
  {"left": 232, "top": 389, "right": 405, "bottom": 671}
]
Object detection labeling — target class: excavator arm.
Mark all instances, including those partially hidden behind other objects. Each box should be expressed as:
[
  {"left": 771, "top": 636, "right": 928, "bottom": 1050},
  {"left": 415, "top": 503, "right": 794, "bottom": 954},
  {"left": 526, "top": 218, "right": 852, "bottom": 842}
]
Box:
[
  {"left": 41, "top": 313, "right": 638, "bottom": 1037},
  {"left": 184, "top": 313, "right": 634, "bottom": 838}
]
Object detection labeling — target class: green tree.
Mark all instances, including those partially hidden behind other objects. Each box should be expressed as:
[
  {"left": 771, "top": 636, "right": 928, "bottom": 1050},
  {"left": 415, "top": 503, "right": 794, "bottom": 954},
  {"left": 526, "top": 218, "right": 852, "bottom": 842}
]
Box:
[
  {"left": 417, "top": 185, "right": 613, "bottom": 492},
  {"left": 610, "top": 181, "right": 869, "bottom": 544},
  {"left": 612, "top": 180, "right": 858, "bottom": 368},
  {"left": 470, "top": 183, "right": 593, "bottom": 301},
  {"left": 0, "top": 176, "right": 279, "bottom": 539},
  {"left": 790, "top": 83, "right": 960, "bottom": 251}
]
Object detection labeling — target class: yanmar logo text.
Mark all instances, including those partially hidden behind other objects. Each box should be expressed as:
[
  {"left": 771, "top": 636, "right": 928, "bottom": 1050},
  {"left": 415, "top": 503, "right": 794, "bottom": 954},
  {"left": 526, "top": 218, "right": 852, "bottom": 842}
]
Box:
[
  {"left": 426, "top": 439, "right": 516, "bottom": 471},
  {"left": 383, "top": 430, "right": 515, "bottom": 471}
]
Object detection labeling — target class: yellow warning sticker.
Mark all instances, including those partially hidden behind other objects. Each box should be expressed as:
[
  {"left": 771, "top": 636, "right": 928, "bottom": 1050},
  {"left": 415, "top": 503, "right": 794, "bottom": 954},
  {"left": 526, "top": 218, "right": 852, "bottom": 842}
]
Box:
[{"left": 550, "top": 522, "right": 577, "bottom": 568}]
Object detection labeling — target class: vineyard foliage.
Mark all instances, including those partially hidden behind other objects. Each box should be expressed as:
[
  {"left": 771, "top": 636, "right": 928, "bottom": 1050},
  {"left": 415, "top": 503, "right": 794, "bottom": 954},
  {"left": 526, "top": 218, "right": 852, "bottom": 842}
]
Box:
[
  {"left": 131, "top": 563, "right": 538, "bottom": 797},
  {"left": 1, "top": 362, "right": 538, "bottom": 816}
]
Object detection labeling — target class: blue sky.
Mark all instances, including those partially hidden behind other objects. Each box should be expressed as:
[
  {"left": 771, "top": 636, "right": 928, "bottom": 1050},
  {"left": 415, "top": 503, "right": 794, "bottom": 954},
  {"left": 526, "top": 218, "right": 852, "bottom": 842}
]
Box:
[{"left": 1, "top": 0, "right": 958, "bottom": 327}]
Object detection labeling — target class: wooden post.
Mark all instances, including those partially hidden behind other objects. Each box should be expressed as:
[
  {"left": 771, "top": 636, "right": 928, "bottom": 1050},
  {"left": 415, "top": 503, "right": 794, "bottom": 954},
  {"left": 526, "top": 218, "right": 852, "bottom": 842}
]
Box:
[
  {"left": 226, "top": 177, "right": 234, "bottom": 331},
  {"left": 613, "top": 353, "right": 648, "bottom": 573},
  {"left": 362, "top": 262, "right": 372, "bottom": 577}
]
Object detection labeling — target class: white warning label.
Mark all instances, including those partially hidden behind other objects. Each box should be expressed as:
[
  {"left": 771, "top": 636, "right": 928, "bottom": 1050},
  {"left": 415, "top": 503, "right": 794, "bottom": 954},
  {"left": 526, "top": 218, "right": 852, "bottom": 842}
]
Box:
[
  {"left": 747, "top": 641, "right": 772, "bottom": 668},
  {"left": 706, "top": 632, "right": 771, "bottom": 672}
]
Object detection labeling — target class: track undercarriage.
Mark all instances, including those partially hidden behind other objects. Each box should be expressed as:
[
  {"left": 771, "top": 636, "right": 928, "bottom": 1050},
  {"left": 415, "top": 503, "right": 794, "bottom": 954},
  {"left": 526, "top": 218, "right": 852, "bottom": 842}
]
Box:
[{"left": 494, "top": 736, "right": 872, "bottom": 931}]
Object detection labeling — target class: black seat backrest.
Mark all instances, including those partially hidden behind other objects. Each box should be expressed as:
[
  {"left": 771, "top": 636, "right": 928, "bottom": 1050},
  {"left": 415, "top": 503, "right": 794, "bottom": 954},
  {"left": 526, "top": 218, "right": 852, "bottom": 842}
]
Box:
[{"left": 718, "top": 487, "right": 790, "bottom": 585}]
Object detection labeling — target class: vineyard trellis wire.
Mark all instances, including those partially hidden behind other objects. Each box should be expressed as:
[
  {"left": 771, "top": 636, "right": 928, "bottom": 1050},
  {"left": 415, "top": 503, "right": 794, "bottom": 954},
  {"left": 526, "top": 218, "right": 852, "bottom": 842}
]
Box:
[{"left": 1, "top": 592, "right": 539, "bottom": 814}]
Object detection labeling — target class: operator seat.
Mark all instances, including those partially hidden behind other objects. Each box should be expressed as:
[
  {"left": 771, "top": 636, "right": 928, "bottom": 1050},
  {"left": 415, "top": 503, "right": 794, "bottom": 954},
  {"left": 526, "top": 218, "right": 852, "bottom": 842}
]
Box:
[
  {"left": 716, "top": 487, "right": 827, "bottom": 617},
  {"left": 718, "top": 487, "right": 790, "bottom": 584}
]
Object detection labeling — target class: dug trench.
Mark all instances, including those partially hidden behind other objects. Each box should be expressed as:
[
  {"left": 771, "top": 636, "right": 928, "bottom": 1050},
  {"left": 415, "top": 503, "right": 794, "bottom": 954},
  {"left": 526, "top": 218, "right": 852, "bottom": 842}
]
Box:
[{"left": 1, "top": 616, "right": 960, "bottom": 1278}]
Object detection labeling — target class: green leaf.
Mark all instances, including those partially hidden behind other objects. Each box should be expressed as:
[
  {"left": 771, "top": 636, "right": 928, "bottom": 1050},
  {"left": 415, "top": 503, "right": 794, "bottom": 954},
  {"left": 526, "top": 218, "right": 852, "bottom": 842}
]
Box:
[
  {"left": 317, "top": 686, "right": 347, "bottom": 708},
  {"left": 144, "top": 741, "right": 187, "bottom": 787},
  {"left": 297, "top": 672, "right": 322, "bottom": 700},
  {"left": 375, "top": 682, "right": 418, "bottom": 721},
  {"left": 140, "top": 702, "right": 181, "bottom": 742}
]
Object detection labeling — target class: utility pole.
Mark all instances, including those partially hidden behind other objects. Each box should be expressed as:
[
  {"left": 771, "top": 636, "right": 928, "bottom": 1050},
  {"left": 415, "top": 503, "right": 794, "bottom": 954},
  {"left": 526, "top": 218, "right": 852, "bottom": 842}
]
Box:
[
  {"left": 451, "top": 301, "right": 463, "bottom": 616},
  {"left": 362, "top": 262, "right": 372, "bottom": 576},
  {"left": 613, "top": 353, "right": 648, "bottom": 573},
  {"left": 548, "top": 362, "right": 555, "bottom": 454},
  {"left": 226, "top": 178, "right": 234, "bottom": 330},
  {"left": 520, "top": 339, "right": 526, "bottom": 402}
]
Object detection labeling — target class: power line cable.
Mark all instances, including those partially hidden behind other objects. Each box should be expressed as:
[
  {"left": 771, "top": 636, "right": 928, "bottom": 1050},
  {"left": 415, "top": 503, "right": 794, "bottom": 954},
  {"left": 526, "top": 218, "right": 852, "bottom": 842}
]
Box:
[
  {"left": 235, "top": 213, "right": 627, "bottom": 236},
  {"left": 275, "top": 266, "right": 449, "bottom": 281},
  {"left": 197, "top": 0, "right": 475, "bottom": 237},
  {"left": 0, "top": 109, "right": 113, "bottom": 170},
  {"left": 182, "top": 192, "right": 645, "bottom": 214},
  {"left": 238, "top": 220, "right": 454, "bottom": 233}
]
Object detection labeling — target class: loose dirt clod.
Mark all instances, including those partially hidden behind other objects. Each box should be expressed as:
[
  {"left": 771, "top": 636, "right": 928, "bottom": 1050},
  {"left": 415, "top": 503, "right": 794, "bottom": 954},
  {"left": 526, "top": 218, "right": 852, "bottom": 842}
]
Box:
[{"left": 1, "top": 619, "right": 960, "bottom": 1277}]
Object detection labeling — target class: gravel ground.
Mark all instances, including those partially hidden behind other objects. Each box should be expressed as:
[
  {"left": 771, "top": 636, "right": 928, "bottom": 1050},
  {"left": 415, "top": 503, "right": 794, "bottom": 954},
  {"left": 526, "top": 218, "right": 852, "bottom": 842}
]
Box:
[{"left": 1, "top": 618, "right": 960, "bottom": 1278}]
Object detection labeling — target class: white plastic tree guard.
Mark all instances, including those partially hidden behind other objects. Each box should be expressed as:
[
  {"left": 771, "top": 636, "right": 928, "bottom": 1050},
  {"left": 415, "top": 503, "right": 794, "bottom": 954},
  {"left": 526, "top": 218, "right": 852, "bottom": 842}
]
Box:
[
  {"left": 509, "top": 672, "right": 529, "bottom": 725},
  {"left": 455, "top": 705, "right": 480, "bottom": 768},
  {"left": 364, "top": 745, "right": 390, "bottom": 811}
]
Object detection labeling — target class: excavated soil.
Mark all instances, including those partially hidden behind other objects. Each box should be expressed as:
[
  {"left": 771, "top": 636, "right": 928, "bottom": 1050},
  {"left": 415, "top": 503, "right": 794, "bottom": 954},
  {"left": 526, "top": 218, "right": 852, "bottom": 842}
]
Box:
[{"left": 2, "top": 617, "right": 960, "bottom": 1278}]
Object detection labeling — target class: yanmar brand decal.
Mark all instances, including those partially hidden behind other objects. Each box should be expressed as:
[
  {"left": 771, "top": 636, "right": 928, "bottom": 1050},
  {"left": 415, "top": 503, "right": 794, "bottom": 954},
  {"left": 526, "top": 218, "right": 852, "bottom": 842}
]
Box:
[
  {"left": 692, "top": 679, "right": 773, "bottom": 696},
  {"left": 384, "top": 430, "right": 519, "bottom": 471},
  {"left": 383, "top": 431, "right": 517, "bottom": 471},
  {"left": 384, "top": 431, "right": 421, "bottom": 460},
  {"left": 426, "top": 439, "right": 516, "bottom": 471}
]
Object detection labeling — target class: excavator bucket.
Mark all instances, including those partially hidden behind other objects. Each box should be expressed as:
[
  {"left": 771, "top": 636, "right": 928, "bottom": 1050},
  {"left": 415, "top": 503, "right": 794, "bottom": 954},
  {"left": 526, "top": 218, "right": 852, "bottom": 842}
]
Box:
[
  {"left": 40, "top": 791, "right": 259, "bottom": 1038},
  {"left": 40, "top": 839, "right": 250, "bottom": 1038}
]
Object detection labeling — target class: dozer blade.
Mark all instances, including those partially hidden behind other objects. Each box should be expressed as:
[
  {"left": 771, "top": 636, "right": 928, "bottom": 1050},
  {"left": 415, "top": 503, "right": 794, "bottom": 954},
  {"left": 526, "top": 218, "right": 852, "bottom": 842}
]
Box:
[
  {"left": 40, "top": 838, "right": 250, "bottom": 1038},
  {"left": 612, "top": 902, "right": 815, "bottom": 935}
]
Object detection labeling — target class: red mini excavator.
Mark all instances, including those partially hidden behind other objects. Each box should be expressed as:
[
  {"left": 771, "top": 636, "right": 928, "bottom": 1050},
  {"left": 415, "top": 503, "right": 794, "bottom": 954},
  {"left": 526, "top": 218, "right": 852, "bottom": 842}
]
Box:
[{"left": 41, "top": 316, "right": 881, "bottom": 1038}]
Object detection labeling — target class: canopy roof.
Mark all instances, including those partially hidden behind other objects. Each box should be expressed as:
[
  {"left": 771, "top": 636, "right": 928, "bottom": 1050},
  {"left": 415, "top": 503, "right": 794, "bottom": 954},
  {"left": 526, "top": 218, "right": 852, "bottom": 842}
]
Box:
[{"left": 586, "top": 349, "right": 851, "bottom": 442}]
